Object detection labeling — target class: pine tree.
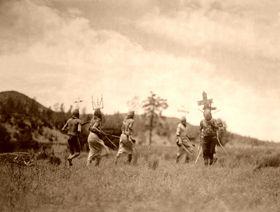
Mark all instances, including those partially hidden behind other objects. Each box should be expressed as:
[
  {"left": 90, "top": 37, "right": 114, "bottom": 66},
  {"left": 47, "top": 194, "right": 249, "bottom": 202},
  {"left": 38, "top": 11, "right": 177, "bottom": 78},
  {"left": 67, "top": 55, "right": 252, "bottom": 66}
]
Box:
[{"left": 142, "top": 92, "right": 168, "bottom": 145}]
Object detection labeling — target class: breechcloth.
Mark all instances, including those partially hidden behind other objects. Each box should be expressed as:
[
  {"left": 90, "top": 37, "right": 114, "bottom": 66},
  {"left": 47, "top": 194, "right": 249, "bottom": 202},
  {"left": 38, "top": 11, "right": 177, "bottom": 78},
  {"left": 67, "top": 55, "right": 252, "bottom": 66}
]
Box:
[
  {"left": 68, "top": 135, "right": 80, "bottom": 155},
  {"left": 202, "top": 136, "right": 216, "bottom": 160}
]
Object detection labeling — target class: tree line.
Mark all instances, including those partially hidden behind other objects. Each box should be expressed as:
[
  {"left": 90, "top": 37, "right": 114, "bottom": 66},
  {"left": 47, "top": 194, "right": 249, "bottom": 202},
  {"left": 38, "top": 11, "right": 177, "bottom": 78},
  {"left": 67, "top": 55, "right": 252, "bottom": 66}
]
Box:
[{"left": 0, "top": 91, "right": 229, "bottom": 153}]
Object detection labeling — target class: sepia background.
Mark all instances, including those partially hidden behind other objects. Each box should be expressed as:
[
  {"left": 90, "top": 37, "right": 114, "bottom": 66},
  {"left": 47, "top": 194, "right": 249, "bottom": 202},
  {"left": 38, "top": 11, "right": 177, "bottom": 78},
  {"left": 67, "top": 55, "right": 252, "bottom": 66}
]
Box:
[{"left": 1, "top": 1, "right": 280, "bottom": 212}]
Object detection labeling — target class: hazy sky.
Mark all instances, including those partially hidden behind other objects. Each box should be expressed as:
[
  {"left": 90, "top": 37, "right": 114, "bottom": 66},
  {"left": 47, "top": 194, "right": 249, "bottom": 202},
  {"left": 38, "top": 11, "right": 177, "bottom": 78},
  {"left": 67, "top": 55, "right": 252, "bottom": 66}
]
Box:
[{"left": 0, "top": 0, "right": 280, "bottom": 141}]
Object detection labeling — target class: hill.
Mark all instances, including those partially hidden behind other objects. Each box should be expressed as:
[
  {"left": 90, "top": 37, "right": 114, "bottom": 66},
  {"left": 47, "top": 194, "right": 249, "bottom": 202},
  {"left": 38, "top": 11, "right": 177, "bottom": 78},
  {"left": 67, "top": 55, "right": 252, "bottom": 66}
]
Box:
[
  {"left": 0, "top": 91, "right": 68, "bottom": 152},
  {"left": 0, "top": 91, "right": 47, "bottom": 112},
  {"left": 0, "top": 90, "right": 273, "bottom": 153}
]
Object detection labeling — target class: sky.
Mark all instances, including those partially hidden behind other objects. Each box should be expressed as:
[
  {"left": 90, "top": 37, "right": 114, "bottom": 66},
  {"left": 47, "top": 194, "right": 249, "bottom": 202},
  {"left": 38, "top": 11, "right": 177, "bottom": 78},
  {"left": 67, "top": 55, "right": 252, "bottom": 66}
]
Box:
[{"left": 0, "top": 0, "right": 280, "bottom": 141}]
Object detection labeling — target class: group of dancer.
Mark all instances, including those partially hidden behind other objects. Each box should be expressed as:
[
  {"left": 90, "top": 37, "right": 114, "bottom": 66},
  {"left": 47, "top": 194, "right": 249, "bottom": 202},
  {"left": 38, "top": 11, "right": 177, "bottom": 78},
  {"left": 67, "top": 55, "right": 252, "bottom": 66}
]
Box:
[
  {"left": 62, "top": 108, "right": 136, "bottom": 166},
  {"left": 175, "top": 109, "right": 222, "bottom": 166},
  {"left": 62, "top": 107, "right": 222, "bottom": 167}
]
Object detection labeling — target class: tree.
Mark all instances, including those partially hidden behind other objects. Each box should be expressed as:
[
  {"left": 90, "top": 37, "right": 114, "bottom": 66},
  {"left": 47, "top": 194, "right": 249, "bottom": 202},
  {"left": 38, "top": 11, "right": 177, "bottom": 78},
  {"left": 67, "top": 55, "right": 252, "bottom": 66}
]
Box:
[
  {"left": 142, "top": 92, "right": 168, "bottom": 145},
  {"left": 53, "top": 103, "right": 60, "bottom": 112},
  {"left": 29, "top": 97, "right": 39, "bottom": 116},
  {"left": 60, "top": 103, "right": 65, "bottom": 113},
  {"left": 6, "top": 97, "right": 15, "bottom": 114},
  {"left": 0, "top": 124, "right": 12, "bottom": 152},
  {"left": 67, "top": 105, "right": 73, "bottom": 117}
]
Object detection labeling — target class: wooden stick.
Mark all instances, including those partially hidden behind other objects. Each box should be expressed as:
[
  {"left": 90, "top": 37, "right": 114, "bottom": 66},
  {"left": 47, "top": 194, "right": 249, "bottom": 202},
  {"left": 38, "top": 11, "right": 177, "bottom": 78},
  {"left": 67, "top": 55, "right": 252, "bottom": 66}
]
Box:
[{"left": 195, "top": 145, "right": 202, "bottom": 164}]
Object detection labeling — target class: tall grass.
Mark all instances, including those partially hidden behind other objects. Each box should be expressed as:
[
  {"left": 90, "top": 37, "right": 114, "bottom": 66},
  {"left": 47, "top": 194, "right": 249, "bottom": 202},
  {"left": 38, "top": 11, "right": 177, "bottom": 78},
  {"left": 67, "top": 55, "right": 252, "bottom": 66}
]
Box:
[{"left": 0, "top": 145, "right": 280, "bottom": 211}]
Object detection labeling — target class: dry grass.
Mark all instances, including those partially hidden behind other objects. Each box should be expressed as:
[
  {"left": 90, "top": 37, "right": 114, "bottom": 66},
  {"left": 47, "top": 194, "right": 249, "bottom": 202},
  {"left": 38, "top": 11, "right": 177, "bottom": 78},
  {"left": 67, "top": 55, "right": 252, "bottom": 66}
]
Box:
[
  {"left": 0, "top": 145, "right": 280, "bottom": 212},
  {"left": 254, "top": 152, "right": 280, "bottom": 170}
]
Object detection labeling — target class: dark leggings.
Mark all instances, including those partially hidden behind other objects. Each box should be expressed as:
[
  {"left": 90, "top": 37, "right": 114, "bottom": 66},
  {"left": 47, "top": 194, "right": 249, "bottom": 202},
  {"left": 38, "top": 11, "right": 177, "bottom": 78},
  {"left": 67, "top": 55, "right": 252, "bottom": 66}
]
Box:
[
  {"left": 68, "top": 135, "right": 81, "bottom": 155},
  {"left": 202, "top": 136, "right": 216, "bottom": 160}
]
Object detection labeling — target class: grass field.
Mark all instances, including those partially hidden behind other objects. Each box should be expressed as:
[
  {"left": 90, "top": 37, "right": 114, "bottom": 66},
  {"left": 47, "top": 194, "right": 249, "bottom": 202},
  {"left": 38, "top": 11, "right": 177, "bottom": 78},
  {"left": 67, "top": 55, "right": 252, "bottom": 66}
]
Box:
[{"left": 1, "top": 145, "right": 280, "bottom": 212}]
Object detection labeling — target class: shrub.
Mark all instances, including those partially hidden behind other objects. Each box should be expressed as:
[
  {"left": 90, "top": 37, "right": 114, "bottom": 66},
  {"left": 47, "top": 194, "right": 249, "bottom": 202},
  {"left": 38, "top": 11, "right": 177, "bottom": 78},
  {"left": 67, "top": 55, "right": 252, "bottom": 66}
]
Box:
[
  {"left": 147, "top": 156, "right": 159, "bottom": 170},
  {"left": 48, "top": 155, "right": 61, "bottom": 166},
  {"left": 254, "top": 153, "right": 280, "bottom": 170}
]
